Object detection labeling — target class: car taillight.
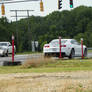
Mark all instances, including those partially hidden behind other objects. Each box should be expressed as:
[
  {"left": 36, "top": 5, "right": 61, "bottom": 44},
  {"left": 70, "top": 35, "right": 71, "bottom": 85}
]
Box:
[
  {"left": 62, "top": 45, "right": 66, "bottom": 47},
  {"left": 44, "top": 45, "right": 50, "bottom": 48}
]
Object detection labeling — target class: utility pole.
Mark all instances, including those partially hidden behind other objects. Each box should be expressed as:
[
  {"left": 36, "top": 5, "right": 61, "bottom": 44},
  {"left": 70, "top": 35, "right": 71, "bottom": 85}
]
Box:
[
  {"left": 27, "top": 10, "right": 30, "bottom": 33},
  {"left": 15, "top": 10, "right": 18, "bottom": 51},
  {"left": 27, "top": 10, "right": 32, "bottom": 50},
  {"left": 10, "top": 10, "right": 18, "bottom": 51},
  {"left": 10, "top": 10, "right": 34, "bottom": 51}
]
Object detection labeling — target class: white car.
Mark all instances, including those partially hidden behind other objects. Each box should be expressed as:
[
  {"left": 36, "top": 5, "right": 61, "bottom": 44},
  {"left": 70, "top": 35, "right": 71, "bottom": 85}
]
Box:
[
  {"left": 0, "top": 47, "right": 8, "bottom": 56},
  {"left": 43, "top": 39, "right": 87, "bottom": 59},
  {"left": 0, "top": 42, "right": 16, "bottom": 57}
]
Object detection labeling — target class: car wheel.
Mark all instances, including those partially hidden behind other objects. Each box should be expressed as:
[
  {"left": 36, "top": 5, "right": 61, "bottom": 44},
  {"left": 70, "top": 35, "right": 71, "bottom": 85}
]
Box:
[
  {"left": 44, "top": 53, "right": 51, "bottom": 58},
  {"left": 84, "top": 48, "right": 87, "bottom": 57},
  {"left": 68, "top": 49, "right": 75, "bottom": 59},
  {"left": 53, "top": 53, "right": 57, "bottom": 57},
  {"left": 6, "top": 51, "right": 8, "bottom": 57},
  {"left": 14, "top": 51, "right": 16, "bottom": 56},
  {"left": 44, "top": 53, "right": 48, "bottom": 58},
  {"left": 2, "top": 52, "right": 6, "bottom": 57}
]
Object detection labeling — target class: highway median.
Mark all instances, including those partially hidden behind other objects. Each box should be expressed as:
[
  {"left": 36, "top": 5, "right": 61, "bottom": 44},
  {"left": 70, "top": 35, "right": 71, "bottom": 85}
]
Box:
[{"left": 0, "top": 58, "right": 92, "bottom": 73}]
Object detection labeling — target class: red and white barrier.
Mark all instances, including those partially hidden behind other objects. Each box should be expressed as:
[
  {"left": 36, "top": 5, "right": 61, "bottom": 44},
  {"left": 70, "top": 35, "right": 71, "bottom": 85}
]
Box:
[
  {"left": 59, "top": 36, "right": 62, "bottom": 58},
  {"left": 12, "top": 35, "right": 14, "bottom": 62},
  {"left": 81, "top": 38, "right": 84, "bottom": 59}
]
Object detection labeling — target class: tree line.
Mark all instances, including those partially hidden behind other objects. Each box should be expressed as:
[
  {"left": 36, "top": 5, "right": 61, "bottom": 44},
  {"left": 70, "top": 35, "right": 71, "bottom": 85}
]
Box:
[{"left": 0, "top": 6, "right": 92, "bottom": 52}]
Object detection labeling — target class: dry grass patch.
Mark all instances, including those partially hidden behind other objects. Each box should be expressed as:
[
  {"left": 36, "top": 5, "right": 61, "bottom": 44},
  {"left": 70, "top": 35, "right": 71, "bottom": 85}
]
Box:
[
  {"left": 21, "top": 58, "right": 55, "bottom": 68},
  {"left": 0, "top": 72, "right": 92, "bottom": 92}
]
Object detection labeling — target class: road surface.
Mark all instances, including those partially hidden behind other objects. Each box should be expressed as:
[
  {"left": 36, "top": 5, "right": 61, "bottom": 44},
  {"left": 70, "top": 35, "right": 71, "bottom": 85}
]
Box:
[
  {"left": 0, "top": 53, "right": 43, "bottom": 66},
  {"left": 0, "top": 52, "right": 92, "bottom": 66}
]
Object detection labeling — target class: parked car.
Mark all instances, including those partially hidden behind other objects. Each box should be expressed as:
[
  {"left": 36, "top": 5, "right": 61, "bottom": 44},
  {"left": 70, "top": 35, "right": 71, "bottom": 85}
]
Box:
[
  {"left": 0, "top": 47, "right": 8, "bottom": 56},
  {"left": 0, "top": 42, "right": 16, "bottom": 57},
  {"left": 43, "top": 39, "right": 87, "bottom": 59}
]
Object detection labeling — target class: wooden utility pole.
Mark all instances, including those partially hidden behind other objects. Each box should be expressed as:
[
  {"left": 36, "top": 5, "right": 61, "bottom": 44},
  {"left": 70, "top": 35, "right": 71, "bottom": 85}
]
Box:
[{"left": 10, "top": 10, "right": 34, "bottom": 51}]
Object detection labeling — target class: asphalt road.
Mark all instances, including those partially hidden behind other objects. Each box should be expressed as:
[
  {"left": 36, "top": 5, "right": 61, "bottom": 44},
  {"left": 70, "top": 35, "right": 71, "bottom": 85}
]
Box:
[
  {"left": 0, "top": 52, "right": 92, "bottom": 66},
  {"left": 0, "top": 53, "right": 43, "bottom": 61},
  {"left": 0, "top": 53, "right": 43, "bottom": 66}
]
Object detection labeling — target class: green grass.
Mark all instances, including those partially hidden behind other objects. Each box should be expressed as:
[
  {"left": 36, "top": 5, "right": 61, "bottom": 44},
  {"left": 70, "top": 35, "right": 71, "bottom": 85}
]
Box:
[
  {"left": 0, "top": 58, "right": 92, "bottom": 74},
  {"left": 88, "top": 49, "right": 92, "bottom": 53},
  {"left": 0, "top": 66, "right": 92, "bottom": 74},
  {"left": 16, "top": 51, "right": 41, "bottom": 55}
]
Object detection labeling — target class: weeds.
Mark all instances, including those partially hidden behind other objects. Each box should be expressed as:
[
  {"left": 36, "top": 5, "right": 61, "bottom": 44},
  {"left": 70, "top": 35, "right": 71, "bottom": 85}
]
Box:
[
  {"left": 21, "top": 58, "right": 92, "bottom": 69},
  {"left": 21, "top": 58, "right": 55, "bottom": 68}
]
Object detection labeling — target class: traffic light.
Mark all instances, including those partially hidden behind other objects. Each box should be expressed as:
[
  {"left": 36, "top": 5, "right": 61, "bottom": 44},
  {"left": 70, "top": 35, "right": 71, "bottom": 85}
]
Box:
[
  {"left": 1, "top": 3, "right": 5, "bottom": 15},
  {"left": 58, "top": 0, "right": 62, "bottom": 9},
  {"left": 70, "top": 0, "right": 73, "bottom": 8},
  {"left": 40, "top": 0, "right": 44, "bottom": 12}
]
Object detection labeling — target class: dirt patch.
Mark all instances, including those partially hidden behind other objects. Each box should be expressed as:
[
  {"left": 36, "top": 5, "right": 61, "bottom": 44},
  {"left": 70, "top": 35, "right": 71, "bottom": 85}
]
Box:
[{"left": 0, "top": 71, "right": 92, "bottom": 92}]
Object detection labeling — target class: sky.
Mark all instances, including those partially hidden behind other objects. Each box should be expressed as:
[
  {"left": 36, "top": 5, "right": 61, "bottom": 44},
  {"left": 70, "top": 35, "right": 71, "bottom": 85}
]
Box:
[{"left": 0, "top": 0, "right": 92, "bottom": 21}]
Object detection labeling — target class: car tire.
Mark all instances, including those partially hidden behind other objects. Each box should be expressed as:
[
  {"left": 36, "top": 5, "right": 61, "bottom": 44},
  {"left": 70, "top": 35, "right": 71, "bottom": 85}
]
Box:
[
  {"left": 6, "top": 51, "right": 8, "bottom": 57},
  {"left": 2, "top": 52, "right": 5, "bottom": 57},
  {"left": 44, "top": 53, "right": 51, "bottom": 58},
  {"left": 44, "top": 53, "right": 48, "bottom": 58},
  {"left": 84, "top": 48, "right": 87, "bottom": 57},
  {"left": 68, "top": 49, "right": 75, "bottom": 59}
]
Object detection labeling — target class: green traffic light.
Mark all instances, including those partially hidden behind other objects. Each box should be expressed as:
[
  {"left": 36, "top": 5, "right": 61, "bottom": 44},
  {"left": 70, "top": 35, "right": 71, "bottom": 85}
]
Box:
[{"left": 70, "top": 5, "right": 73, "bottom": 8}]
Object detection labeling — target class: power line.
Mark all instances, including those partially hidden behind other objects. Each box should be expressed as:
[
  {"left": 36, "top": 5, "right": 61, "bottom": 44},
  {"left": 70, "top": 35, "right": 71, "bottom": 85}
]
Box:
[
  {"left": 10, "top": 10, "right": 34, "bottom": 17},
  {"left": 1, "top": 0, "right": 14, "bottom": 1},
  {"left": 10, "top": 9, "right": 34, "bottom": 11},
  {"left": 0, "top": 0, "right": 39, "bottom": 4},
  {"left": 2, "top": 0, "right": 14, "bottom": 1}
]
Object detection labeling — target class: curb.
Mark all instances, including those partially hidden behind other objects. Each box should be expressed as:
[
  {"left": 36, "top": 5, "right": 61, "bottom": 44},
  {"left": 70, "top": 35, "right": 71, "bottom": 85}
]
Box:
[{"left": 3, "top": 61, "right": 21, "bottom": 66}]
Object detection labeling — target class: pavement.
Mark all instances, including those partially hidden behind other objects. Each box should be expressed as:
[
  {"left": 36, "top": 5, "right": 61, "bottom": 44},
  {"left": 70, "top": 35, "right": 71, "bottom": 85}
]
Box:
[
  {"left": 0, "top": 53, "right": 43, "bottom": 66},
  {"left": 0, "top": 52, "right": 92, "bottom": 66}
]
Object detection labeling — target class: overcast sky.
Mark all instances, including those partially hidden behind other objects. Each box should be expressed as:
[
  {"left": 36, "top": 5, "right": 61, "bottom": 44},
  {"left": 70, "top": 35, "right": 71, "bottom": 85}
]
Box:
[{"left": 0, "top": 0, "right": 92, "bottom": 21}]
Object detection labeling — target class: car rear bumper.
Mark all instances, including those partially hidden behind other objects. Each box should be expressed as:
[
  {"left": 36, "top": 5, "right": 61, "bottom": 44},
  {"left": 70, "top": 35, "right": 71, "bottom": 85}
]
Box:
[
  {"left": 44, "top": 52, "right": 68, "bottom": 57},
  {"left": 43, "top": 47, "right": 71, "bottom": 56}
]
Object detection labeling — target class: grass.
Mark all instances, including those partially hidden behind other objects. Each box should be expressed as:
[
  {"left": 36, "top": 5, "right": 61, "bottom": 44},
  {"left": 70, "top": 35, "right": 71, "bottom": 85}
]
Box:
[
  {"left": 16, "top": 51, "right": 41, "bottom": 55},
  {"left": 0, "top": 76, "right": 92, "bottom": 92},
  {"left": 0, "top": 58, "right": 92, "bottom": 73},
  {"left": 0, "top": 66, "right": 92, "bottom": 74},
  {"left": 0, "top": 58, "right": 92, "bottom": 92},
  {"left": 88, "top": 49, "right": 92, "bottom": 53}
]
